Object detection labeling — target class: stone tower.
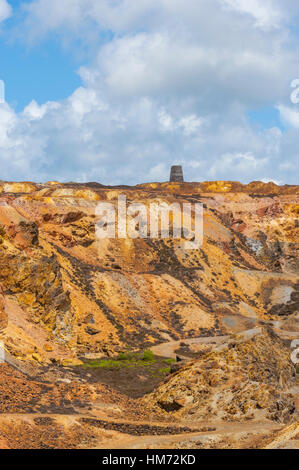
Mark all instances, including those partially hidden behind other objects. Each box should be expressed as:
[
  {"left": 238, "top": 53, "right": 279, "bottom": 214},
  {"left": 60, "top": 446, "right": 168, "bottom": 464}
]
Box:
[{"left": 170, "top": 165, "right": 184, "bottom": 182}]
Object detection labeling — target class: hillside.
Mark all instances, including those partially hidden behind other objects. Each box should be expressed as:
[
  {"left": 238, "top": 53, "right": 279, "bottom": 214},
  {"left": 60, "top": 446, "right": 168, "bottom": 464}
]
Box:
[{"left": 0, "top": 179, "right": 297, "bottom": 448}]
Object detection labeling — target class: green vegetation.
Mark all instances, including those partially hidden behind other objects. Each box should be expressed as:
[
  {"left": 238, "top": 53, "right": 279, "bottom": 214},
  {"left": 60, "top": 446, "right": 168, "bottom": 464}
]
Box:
[
  {"left": 157, "top": 367, "right": 171, "bottom": 375},
  {"left": 83, "top": 358, "right": 128, "bottom": 369},
  {"left": 163, "top": 358, "right": 176, "bottom": 364},
  {"left": 79, "top": 349, "right": 174, "bottom": 373},
  {"left": 141, "top": 350, "right": 154, "bottom": 361},
  {"left": 117, "top": 351, "right": 135, "bottom": 361}
]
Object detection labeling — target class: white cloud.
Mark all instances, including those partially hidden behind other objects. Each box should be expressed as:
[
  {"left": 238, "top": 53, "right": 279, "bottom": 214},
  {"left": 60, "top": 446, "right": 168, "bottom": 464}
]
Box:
[
  {"left": 261, "top": 178, "right": 282, "bottom": 185},
  {"left": 222, "top": 0, "right": 283, "bottom": 29},
  {"left": 0, "top": 0, "right": 298, "bottom": 184},
  {"left": 0, "top": 0, "right": 11, "bottom": 23},
  {"left": 148, "top": 163, "right": 168, "bottom": 181},
  {"left": 158, "top": 108, "right": 174, "bottom": 132},
  {"left": 0, "top": 103, "right": 17, "bottom": 147},
  {"left": 277, "top": 105, "right": 299, "bottom": 128},
  {"left": 178, "top": 115, "right": 203, "bottom": 136},
  {"left": 209, "top": 152, "right": 268, "bottom": 179},
  {"left": 21, "top": 0, "right": 287, "bottom": 36},
  {"left": 19, "top": 1, "right": 297, "bottom": 111},
  {"left": 23, "top": 100, "right": 61, "bottom": 121},
  {"left": 158, "top": 109, "right": 203, "bottom": 136}
]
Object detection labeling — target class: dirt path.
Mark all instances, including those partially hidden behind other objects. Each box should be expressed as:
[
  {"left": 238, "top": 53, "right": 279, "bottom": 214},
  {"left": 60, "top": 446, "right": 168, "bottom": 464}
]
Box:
[
  {"left": 0, "top": 412, "right": 282, "bottom": 449},
  {"left": 95, "top": 420, "right": 281, "bottom": 449},
  {"left": 149, "top": 328, "right": 264, "bottom": 359},
  {"left": 150, "top": 325, "right": 299, "bottom": 360},
  {"left": 150, "top": 334, "right": 230, "bottom": 359}
]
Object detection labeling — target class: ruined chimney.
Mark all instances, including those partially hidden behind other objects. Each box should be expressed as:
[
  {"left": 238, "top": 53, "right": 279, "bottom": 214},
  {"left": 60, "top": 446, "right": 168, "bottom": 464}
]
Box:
[{"left": 170, "top": 165, "right": 184, "bottom": 182}]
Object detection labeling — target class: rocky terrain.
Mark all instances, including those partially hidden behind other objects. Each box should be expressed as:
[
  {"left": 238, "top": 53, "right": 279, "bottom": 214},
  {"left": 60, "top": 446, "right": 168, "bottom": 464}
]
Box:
[
  {"left": 144, "top": 328, "right": 296, "bottom": 423},
  {"left": 0, "top": 179, "right": 298, "bottom": 448}
]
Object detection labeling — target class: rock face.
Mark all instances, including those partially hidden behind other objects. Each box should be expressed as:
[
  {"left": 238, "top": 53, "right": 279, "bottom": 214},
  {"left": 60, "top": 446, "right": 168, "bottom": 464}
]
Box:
[
  {"left": 0, "top": 286, "right": 7, "bottom": 333},
  {"left": 0, "top": 180, "right": 297, "bottom": 364},
  {"left": 143, "top": 328, "right": 296, "bottom": 423}
]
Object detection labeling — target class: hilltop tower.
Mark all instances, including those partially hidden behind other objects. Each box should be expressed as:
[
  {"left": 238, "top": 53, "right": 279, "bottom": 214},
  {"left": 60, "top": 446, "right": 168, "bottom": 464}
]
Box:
[{"left": 170, "top": 165, "right": 184, "bottom": 182}]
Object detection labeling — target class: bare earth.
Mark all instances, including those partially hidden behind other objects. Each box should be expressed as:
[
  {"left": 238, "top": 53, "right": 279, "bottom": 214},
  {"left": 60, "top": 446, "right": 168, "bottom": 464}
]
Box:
[{"left": 0, "top": 179, "right": 298, "bottom": 448}]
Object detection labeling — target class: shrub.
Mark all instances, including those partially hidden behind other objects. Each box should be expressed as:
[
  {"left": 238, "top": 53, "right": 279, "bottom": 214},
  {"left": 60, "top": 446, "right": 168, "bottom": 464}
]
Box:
[
  {"left": 118, "top": 352, "right": 131, "bottom": 361},
  {"left": 158, "top": 367, "right": 171, "bottom": 376},
  {"left": 142, "top": 350, "right": 154, "bottom": 362}
]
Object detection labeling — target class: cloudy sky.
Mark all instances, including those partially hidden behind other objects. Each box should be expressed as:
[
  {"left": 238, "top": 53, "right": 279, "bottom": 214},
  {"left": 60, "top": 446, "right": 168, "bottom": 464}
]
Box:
[{"left": 0, "top": 0, "right": 298, "bottom": 184}]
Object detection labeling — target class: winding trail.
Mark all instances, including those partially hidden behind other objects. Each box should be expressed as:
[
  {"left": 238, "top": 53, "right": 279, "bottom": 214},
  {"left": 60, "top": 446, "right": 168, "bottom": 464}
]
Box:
[
  {"left": 150, "top": 334, "right": 229, "bottom": 359},
  {"left": 149, "top": 328, "right": 265, "bottom": 359},
  {"left": 150, "top": 325, "right": 299, "bottom": 359},
  {"left": 0, "top": 412, "right": 282, "bottom": 449}
]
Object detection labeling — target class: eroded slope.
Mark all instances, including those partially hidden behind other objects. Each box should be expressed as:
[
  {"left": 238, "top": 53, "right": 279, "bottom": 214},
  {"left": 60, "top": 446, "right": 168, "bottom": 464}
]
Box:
[{"left": 0, "top": 180, "right": 297, "bottom": 364}]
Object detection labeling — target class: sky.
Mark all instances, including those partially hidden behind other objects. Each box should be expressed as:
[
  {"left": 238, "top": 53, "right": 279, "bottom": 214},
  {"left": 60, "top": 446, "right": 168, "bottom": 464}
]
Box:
[{"left": 0, "top": 0, "right": 298, "bottom": 185}]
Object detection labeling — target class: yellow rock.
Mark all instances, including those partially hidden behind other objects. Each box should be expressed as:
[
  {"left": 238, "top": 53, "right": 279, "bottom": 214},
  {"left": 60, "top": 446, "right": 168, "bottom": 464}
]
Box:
[
  {"left": 61, "top": 358, "right": 83, "bottom": 367},
  {"left": 32, "top": 353, "right": 43, "bottom": 362},
  {"left": 2, "top": 182, "right": 37, "bottom": 194}
]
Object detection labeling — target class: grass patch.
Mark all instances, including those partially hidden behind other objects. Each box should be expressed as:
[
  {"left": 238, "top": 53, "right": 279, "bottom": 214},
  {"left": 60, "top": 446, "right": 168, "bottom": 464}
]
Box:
[
  {"left": 80, "top": 349, "right": 157, "bottom": 370},
  {"left": 118, "top": 351, "right": 137, "bottom": 361},
  {"left": 79, "top": 351, "right": 176, "bottom": 370},
  {"left": 163, "top": 358, "right": 176, "bottom": 364},
  {"left": 142, "top": 350, "right": 155, "bottom": 362},
  {"left": 157, "top": 367, "right": 171, "bottom": 375},
  {"left": 85, "top": 359, "right": 128, "bottom": 369},
  {"left": 71, "top": 350, "right": 177, "bottom": 398}
]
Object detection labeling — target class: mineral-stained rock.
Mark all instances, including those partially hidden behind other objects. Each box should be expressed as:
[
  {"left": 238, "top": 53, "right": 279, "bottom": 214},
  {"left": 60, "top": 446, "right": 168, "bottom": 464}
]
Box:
[
  {"left": 0, "top": 285, "right": 7, "bottom": 333},
  {"left": 262, "top": 422, "right": 299, "bottom": 448},
  {"left": 143, "top": 328, "right": 297, "bottom": 424},
  {"left": 0, "top": 180, "right": 297, "bottom": 363},
  {"left": 0, "top": 180, "right": 297, "bottom": 449},
  {"left": 85, "top": 326, "right": 100, "bottom": 336}
]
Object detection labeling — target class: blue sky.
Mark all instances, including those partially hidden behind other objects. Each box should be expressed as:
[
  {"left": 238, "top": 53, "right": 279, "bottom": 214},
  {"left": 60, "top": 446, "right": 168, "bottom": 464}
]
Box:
[
  {"left": 247, "top": 108, "right": 284, "bottom": 131},
  {"left": 0, "top": 37, "right": 83, "bottom": 110},
  {"left": 0, "top": 0, "right": 298, "bottom": 184}
]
